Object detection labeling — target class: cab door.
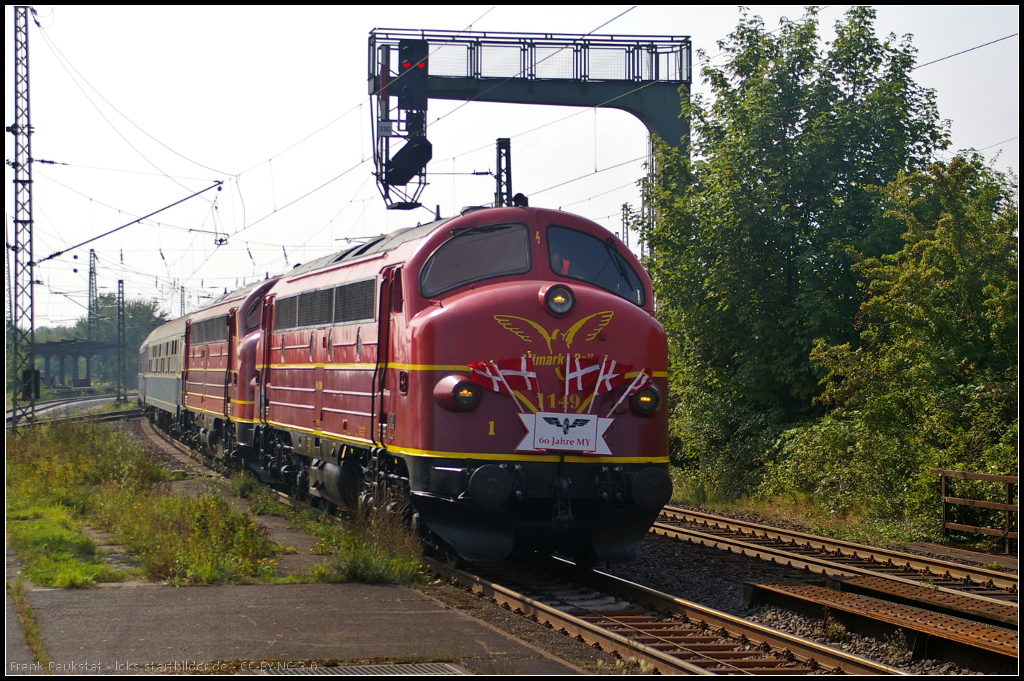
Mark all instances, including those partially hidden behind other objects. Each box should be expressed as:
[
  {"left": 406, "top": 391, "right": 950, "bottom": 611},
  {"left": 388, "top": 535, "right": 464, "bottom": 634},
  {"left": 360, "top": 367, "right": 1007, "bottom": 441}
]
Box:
[
  {"left": 373, "top": 266, "right": 402, "bottom": 447},
  {"left": 224, "top": 308, "right": 237, "bottom": 418}
]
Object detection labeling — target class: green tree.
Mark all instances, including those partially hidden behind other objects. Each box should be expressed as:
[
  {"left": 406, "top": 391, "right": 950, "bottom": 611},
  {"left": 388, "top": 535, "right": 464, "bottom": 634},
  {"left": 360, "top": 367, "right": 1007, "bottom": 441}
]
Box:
[
  {"left": 637, "top": 7, "right": 949, "bottom": 498},
  {"left": 764, "top": 155, "right": 1018, "bottom": 521}
]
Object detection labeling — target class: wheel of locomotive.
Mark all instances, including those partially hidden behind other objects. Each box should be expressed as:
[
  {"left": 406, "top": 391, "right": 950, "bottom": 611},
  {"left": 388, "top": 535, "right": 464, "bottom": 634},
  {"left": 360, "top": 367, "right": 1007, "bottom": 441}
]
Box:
[
  {"left": 308, "top": 495, "right": 335, "bottom": 514},
  {"left": 210, "top": 435, "right": 225, "bottom": 463},
  {"left": 220, "top": 427, "right": 236, "bottom": 465},
  {"left": 442, "top": 542, "right": 466, "bottom": 570},
  {"left": 357, "top": 461, "right": 377, "bottom": 519}
]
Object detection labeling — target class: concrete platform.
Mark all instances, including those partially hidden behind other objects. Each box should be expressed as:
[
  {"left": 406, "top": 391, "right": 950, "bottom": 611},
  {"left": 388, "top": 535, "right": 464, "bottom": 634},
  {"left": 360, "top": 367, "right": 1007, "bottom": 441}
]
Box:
[{"left": 11, "top": 582, "right": 582, "bottom": 675}]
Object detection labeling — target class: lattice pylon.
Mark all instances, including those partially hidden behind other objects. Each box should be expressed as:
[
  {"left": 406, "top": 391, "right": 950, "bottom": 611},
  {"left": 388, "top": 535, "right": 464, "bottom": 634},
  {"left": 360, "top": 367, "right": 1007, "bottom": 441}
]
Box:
[{"left": 9, "top": 5, "right": 36, "bottom": 431}]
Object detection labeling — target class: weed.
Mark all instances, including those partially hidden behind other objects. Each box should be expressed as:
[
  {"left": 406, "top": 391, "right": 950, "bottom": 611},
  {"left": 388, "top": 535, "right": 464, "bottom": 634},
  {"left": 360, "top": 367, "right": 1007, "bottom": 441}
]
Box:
[
  {"left": 291, "top": 505, "right": 421, "bottom": 584},
  {"left": 93, "top": 490, "right": 281, "bottom": 584},
  {"left": 7, "top": 421, "right": 422, "bottom": 588},
  {"left": 247, "top": 493, "right": 291, "bottom": 518},
  {"left": 667, "top": 488, "right": 937, "bottom": 547},
  {"left": 330, "top": 536, "right": 419, "bottom": 584},
  {"left": 310, "top": 562, "right": 343, "bottom": 583},
  {"left": 231, "top": 478, "right": 422, "bottom": 584},
  {"left": 823, "top": 618, "right": 848, "bottom": 642},
  {"left": 228, "top": 473, "right": 260, "bottom": 499},
  {"left": 884, "top": 628, "right": 908, "bottom": 651},
  {"left": 613, "top": 657, "right": 645, "bottom": 674}
]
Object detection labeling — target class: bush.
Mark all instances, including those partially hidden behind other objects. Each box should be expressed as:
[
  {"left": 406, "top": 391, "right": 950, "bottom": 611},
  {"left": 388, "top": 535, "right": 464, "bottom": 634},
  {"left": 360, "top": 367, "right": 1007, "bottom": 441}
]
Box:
[{"left": 760, "top": 156, "right": 1018, "bottom": 525}]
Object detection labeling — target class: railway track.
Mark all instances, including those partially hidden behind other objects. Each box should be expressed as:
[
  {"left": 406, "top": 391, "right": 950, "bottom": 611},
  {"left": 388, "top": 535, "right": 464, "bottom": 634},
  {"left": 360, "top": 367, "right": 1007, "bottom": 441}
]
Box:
[
  {"left": 6, "top": 394, "right": 140, "bottom": 425},
  {"left": 427, "top": 554, "right": 906, "bottom": 675},
  {"left": 656, "top": 506, "right": 1017, "bottom": 605},
  {"left": 649, "top": 506, "right": 1017, "bottom": 673}
]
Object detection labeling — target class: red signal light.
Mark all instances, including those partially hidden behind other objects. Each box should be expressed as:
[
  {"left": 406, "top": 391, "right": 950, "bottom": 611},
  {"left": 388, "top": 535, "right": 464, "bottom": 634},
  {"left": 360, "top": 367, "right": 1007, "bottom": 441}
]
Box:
[
  {"left": 417, "top": 62, "right": 426, "bottom": 68},
  {"left": 402, "top": 60, "right": 411, "bottom": 68}
]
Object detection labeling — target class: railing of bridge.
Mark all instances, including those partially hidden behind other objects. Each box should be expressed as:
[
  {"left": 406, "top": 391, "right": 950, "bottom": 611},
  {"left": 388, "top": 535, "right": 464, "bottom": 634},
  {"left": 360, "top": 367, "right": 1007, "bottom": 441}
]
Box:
[{"left": 370, "top": 29, "right": 691, "bottom": 84}]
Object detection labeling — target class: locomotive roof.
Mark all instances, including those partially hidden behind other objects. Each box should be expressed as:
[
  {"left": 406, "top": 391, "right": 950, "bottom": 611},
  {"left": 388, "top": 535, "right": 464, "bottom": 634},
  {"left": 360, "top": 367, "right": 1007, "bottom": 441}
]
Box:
[
  {"left": 284, "top": 217, "right": 451, "bottom": 279},
  {"left": 195, "top": 219, "right": 453, "bottom": 307},
  {"left": 206, "top": 278, "right": 279, "bottom": 306}
]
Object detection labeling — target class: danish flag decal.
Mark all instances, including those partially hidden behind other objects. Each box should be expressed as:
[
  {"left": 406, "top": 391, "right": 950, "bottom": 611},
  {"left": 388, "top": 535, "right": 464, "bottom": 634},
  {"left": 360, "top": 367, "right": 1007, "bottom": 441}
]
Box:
[
  {"left": 564, "top": 354, "right": 602, "bottom": 393},
  {"left": 468, "top": 356, "right": 538, "bottom": 393}
]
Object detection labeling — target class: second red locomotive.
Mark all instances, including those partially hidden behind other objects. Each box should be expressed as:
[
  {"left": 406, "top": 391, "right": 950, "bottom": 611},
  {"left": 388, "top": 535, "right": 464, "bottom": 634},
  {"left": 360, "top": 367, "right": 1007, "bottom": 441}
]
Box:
[{"left": 140, "top": 205, "right": 671, "bottom": 563}]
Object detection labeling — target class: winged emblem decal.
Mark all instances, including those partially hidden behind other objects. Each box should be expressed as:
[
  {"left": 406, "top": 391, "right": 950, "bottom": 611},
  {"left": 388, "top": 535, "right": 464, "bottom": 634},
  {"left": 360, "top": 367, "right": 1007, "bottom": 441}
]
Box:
[
  {"left": 494, "top": 311, "right": 614, "bottom": 353},
  {"left": 542, "top": 416, "right": 593, "bottom": 435}
]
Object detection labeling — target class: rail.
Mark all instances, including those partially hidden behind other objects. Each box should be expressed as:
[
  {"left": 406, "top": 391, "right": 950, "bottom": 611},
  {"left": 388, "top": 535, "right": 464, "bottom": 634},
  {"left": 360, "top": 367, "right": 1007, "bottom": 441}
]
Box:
[
  {"left": 6, "top": 394, "right": 137, "bottom": 425},
  {"left": 656, "top": 507, "right": 1017, "bottom": 603},
  {"left": 932, "top": 468, "right": 1018, "bottom": 554},
  {"left": 426, "top": 555, "right": 904, "bottom": 675}
]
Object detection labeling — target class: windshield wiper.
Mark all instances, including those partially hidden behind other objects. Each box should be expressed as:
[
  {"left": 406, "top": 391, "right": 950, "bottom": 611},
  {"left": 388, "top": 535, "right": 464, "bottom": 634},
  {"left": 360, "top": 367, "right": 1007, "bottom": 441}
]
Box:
[{"left": 604, "top": 239, "right": 635, "bottom": 287}]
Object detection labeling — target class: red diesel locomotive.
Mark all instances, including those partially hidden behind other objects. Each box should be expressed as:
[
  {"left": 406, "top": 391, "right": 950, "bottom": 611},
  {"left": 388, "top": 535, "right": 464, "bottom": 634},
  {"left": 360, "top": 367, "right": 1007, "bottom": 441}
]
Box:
[{"left": 140, "top": 205, "right": 672, "bottom": 563}]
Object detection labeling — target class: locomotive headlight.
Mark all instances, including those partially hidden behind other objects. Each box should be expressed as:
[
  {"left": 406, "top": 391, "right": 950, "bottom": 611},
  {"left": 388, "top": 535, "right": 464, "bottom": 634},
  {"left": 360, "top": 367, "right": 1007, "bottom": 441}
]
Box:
[
  {"left": 631, "top": 387, "right": 660, "bottom": 414},
  {"left": 453, "top": 381, "right": 480, "bottom": 407},
  {"left": 543, "top": 284, "right": 575, "bottom": 317},
  {"left": 434, "top": 374, "right": 480, "bottom": 412}
]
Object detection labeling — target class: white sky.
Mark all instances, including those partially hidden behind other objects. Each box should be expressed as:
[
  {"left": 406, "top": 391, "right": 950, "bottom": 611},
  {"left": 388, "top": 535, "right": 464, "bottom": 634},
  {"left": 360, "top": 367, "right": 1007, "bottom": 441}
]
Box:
[{"left": 5, "top": 5, "right": 1019, "bottom": 327}]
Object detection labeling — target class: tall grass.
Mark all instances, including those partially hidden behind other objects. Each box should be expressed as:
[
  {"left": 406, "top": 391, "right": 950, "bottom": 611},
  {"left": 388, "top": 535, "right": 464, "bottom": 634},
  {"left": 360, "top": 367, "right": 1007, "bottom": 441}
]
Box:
[
  {"left": 669, "top": 465, "right": 937, "bottom": 547},
  {"left": 92, "top": 491, "right": 278, "bottom": 584},
  {"left": 6, "top": 422, "right": 280, "bottom": 586},
  {"left": 7, "top": 422, "right": 421, "bottom": 587},
  {"left": 230, "top": 475, "right": 422, "bottom": 584},
  {"left": 332, "top": 507, "right": 421, "bottom": 584}
]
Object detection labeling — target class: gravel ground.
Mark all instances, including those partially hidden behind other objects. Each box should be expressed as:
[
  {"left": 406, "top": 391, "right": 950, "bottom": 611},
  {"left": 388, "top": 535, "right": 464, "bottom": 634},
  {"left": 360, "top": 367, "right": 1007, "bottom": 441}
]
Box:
[
  {"left": 111, "top": 418, "right": 220, "bottom": 479},
  {"left": 604, "top": 533, "right": 983, "bottom": 675}
]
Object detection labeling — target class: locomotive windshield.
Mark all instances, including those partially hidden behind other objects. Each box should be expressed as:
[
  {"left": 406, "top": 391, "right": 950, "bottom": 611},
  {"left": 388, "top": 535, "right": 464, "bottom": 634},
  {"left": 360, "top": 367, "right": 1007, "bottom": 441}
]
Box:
[
  {"left": 547, "top": 225, "right": 646, "bottom": 306},
  {"left": 420, "top": 222, "right": 532, "bottom": 297}
]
